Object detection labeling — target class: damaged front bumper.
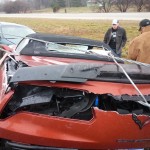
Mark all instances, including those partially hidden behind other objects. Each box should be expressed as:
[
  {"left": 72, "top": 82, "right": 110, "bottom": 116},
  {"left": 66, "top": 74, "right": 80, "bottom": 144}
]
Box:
[
  {"left": 0, "top": 60, "right": 150, "bottom": 149},
  {"left": 0, "top": 82, "right": 149, "bottom": 149}
]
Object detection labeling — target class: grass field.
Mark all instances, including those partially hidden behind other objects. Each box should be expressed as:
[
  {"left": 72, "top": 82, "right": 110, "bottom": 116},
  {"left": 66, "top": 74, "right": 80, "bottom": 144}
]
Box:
[{"left": 0, "top": 17, "right": 139, "bottom": 58}]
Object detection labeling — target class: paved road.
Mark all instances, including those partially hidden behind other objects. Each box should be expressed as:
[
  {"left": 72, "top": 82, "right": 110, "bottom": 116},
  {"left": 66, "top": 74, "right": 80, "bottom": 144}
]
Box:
[{"left": 0, "top": 12, "right": 150, "bottom": 20}]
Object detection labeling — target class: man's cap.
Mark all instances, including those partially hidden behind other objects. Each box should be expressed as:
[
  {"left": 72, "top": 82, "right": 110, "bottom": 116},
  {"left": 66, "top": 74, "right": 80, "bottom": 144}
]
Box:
[
  {"left": 112, "top": 19, "right": 119, "bottom": 25},
  {"left": 139, "top": 19, "right": 150, "bottom": 31}
]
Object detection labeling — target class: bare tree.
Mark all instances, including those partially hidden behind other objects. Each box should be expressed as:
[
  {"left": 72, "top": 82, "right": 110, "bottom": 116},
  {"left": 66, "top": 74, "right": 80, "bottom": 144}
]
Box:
[
  {"left": 97, "top": 0, "right": 115, "bottom": 12},
  {"left": 81, "top": 0, "right": 87, "bottom": 6},
  {"left": 144, "top": 0, "right": 150, "bottom": 12},
  {"left": 133, "top": 0, "right": 145, "bottom": 12},
  {"left": 3, "top": 2, "right": 13, "bottom": 13},
  {"left": 115, "top": 0, "right": 131, "bottom": 12},
  {"left": 27, "top": 0, "right": 44, "bottom": 10},
  {"left": 3, "top": 0, "right": 30, "bottom": 13}
]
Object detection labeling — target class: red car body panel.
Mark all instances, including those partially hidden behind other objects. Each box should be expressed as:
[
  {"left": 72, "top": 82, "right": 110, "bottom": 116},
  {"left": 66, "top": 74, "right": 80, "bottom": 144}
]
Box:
[
  {"left": 0, "top": 43, "right": 150, "bottom": 149},
  {"left": 15, "top": 55, "right": 113, "bottom": 66},
  {"left": 0, "top": 81, "right": 150, "bottom": 149},
  {"left": 22, "top": 81, "right": 150, "bottom": 96},
  {"left": 0, "top": 104, "right": 149, "bottom": 149}
]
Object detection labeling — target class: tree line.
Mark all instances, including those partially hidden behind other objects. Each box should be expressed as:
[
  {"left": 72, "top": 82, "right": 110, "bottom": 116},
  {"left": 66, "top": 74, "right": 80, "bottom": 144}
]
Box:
[
  {"left": 1, "top": 0, "right": 150, "bottom": 13},
  {"left": 97, "top": 0, "right": 150, "bottom": 12}
]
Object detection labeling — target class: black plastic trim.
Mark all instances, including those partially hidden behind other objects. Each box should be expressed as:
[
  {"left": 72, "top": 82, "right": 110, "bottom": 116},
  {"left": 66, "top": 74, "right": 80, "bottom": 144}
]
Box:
[
  {"left": 10, "top": 63, "right": 150, "bottom": 84},
  {"left": 5, "top": 141, "right": 77, "bottom": 150}
]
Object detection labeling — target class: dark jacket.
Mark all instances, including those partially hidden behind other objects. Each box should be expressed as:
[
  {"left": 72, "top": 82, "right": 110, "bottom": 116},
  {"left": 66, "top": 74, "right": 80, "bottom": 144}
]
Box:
[
  {"left": 128, "top": 26, "right": 150, "bottom": 64},
  {"left": 104, "top": 27, "right": 127, "bottom": 54}
]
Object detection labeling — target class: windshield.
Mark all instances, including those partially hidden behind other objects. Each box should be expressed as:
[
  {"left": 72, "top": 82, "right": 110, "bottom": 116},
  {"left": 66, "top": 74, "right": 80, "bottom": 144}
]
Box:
[
  {"left": 2, "top": 25, "right": 35, "bottom": 39},
  {"left": 46, "top": 42, "right": 86, "bottom": 53},
  {"left": 15, "top": 38, "right": 108, "bottom": 56}
]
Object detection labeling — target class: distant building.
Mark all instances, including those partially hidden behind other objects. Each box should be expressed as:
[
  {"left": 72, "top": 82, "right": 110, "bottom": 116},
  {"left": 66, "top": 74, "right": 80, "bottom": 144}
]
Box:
[
  {"left": 87, "top": 0, "right": 102, "bottom": 7},
  {"left": 87, "top": 0, "right": 97, "bottom": 7}
]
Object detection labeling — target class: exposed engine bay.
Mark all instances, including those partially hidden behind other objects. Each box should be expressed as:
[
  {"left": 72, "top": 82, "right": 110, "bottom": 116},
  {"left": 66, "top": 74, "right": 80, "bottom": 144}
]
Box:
[
  {"left": 0, "top": 58, "right": 149, "bottom": 121},
  {"left": 1, "top": 85, "right": 150, "bottom": 121}
]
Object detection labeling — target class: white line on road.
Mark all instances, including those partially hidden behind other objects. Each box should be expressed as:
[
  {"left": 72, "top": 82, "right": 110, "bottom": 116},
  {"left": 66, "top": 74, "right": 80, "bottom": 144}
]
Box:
[{"left": 0, "top": 13, "right": 149, "bottom": 20}]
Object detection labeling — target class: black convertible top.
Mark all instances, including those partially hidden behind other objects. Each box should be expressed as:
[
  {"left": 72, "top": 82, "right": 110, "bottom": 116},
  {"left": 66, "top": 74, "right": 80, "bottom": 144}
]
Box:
[
  {"left": 19, "top": 33, "right": 123, "bottom": 63},
  {"left": 27, "top": 33, "right": 112, "bottom": 51}
]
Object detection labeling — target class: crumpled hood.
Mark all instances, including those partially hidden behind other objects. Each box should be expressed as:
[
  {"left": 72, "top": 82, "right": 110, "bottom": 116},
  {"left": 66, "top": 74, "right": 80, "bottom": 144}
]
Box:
[{"left": 10, "top": 62, "right": 150, "bottom": 84}]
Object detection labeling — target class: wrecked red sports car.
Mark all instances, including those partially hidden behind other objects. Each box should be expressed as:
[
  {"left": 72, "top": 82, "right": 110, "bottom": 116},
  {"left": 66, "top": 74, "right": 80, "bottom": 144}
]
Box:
[{"left": 0, "top": 33, "right": 150, "bottom": 149}]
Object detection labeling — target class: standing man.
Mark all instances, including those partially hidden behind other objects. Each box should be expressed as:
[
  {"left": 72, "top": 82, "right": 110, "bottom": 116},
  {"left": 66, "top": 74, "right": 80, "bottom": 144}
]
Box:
[
  {"left": 128, "top": 19, "right": 150, "bottom": 64},
  {"left": 104, "top": 19, "right": 127, "bottom": 57}
]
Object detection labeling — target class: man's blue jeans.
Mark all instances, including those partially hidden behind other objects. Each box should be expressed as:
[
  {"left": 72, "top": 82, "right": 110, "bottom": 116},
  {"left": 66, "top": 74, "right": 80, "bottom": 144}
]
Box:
[{"left": 111, "top": 48, "right": 121, "bottom": 57}]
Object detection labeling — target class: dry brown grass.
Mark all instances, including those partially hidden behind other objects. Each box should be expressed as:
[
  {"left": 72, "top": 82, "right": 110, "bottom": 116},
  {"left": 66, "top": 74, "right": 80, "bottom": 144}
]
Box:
[{"left": 0, "top": 17, "right": 139, "bottom": 58}]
